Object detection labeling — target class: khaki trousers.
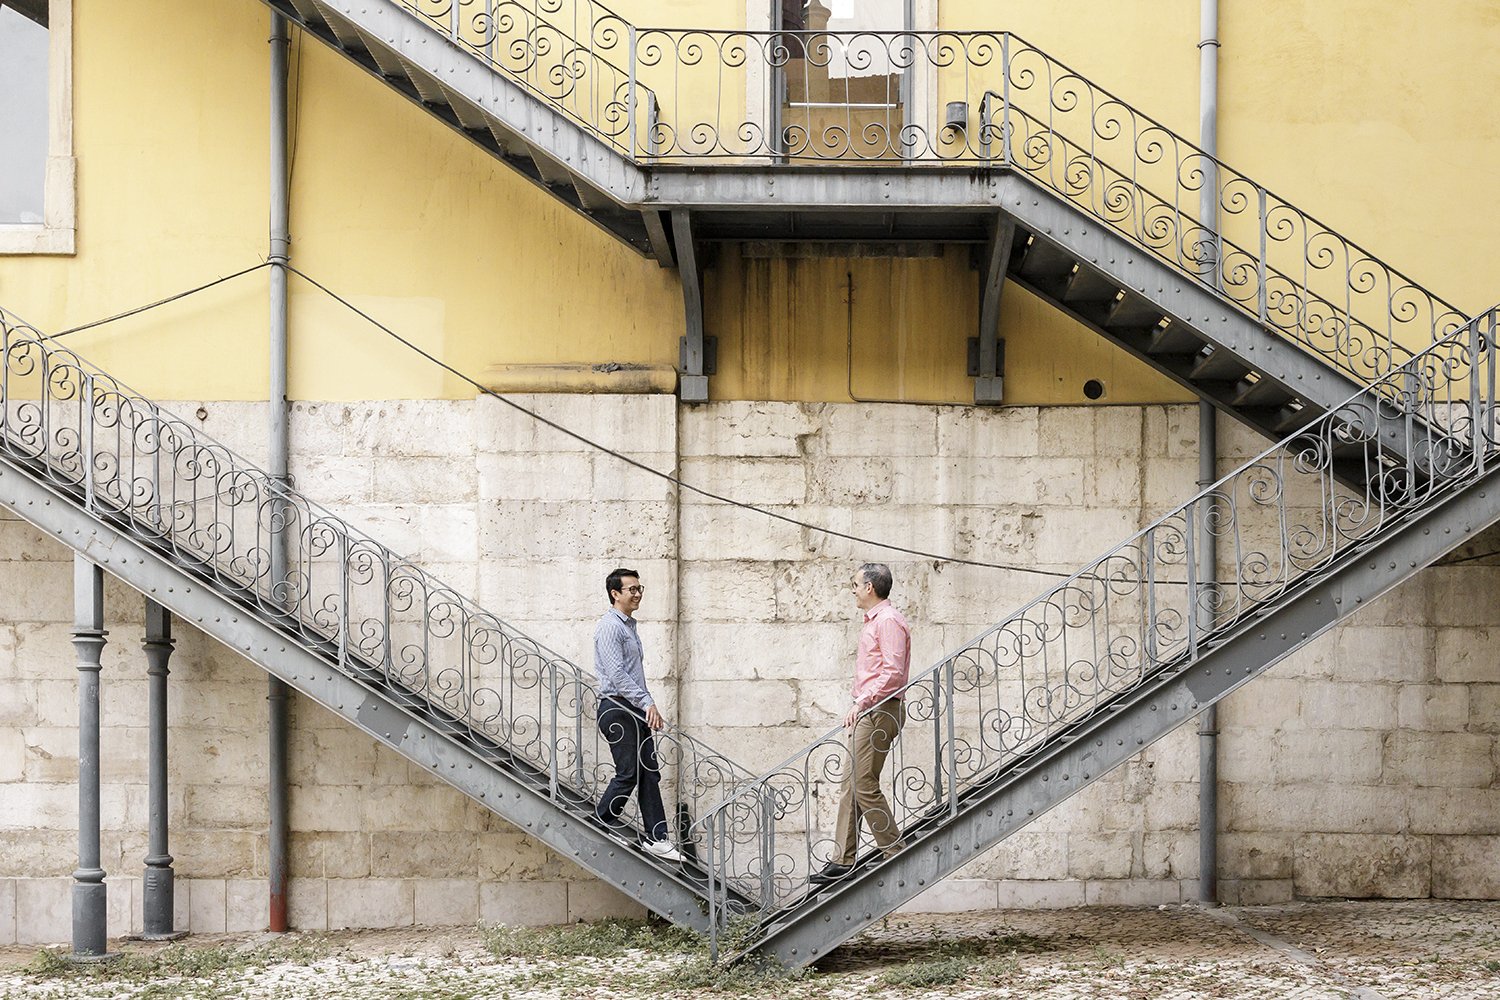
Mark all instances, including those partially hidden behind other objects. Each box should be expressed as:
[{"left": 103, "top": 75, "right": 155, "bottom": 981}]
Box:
[{"left": 831, "top": 698, "right": 906, "bottom": 865}]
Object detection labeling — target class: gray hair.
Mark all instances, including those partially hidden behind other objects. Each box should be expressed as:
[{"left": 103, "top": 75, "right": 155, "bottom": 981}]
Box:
[{"left": 858, "top": 562, "right": 894, "bottom": 600}]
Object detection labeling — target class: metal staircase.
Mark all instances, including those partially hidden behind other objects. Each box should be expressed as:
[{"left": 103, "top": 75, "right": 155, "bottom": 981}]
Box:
[
  {"left": 261, "top": 0, "right": 1462, "bottom": 428},
  {"left": 0, "top": 308, "right": 757, "bottom": 932},
  {"left": 88, "top": 0, "right": 1485, "bottom": 964},
  {"left": 8, "top": 291, "right": 1496, "bottom": 962},
  {"left": 697, "top": 304, "right": 1500, "bottom": 966}
]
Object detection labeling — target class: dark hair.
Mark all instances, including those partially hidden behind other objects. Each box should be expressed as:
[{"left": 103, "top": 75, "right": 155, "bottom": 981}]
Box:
[
  {"left": 858, "top": 562, "right": 894, "bottom": 600},
  {"left": 606, "top": 567, "right": 640, "bottom": 603}
]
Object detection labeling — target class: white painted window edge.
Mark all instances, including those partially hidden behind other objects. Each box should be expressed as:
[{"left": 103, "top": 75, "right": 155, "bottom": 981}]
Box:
[{"left": 0, "top": 0, "right": 75, "bottom": 256}]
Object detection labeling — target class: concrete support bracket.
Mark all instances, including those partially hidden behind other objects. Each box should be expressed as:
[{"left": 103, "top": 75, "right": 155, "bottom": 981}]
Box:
[{"left": 70, "top": 555, "right": 110, "bottom": 960}]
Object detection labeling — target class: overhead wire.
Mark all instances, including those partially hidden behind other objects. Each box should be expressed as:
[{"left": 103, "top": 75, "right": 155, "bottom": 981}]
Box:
[
  {"left": 34, "top": 259, "right": 1194, "bottom": 582},
  {"left": 281, "top": 264, "right": 1075, "bottom": 578},
  {"left": 51, "top": 262, "right": 274, "bottom": 339}
]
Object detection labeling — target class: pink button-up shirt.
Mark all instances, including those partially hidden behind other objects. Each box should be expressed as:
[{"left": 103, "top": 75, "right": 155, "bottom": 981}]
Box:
[{"left": 852, "top": 600, "right": 911, "bottom": 711}]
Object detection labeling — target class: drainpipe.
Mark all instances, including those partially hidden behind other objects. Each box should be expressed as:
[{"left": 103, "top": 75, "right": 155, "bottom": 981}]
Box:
[
  {"left": 268, "top": 11, "right": 292, "bottom": 934},
  {"left": 1196, "top": 0, "right": 1220, "bottom": 907}
]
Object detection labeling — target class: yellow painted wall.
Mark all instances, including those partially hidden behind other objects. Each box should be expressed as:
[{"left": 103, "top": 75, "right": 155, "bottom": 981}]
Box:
[
  {"left": 708, "top": 246, "right": 1190, "bottom": 404},
  {"left": 0, "top": 1, "right": 1494, "bottom": 404},
  {"left": 1218, "top": 0, "right": 1499, "bottom": 315},
  {"left": 0, "top": 0, "right": 682, "bottom": 402}
]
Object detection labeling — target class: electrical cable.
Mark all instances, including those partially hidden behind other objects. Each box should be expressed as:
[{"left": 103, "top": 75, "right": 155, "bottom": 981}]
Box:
[
  {"left": 51, "top": 262, "right": 274, "bottom": 339},
  {"left": 30, "top": 260, "right": 1183, "bottom": 583},
  {"left": 282, "top": 264, "right": 1077, "bottom": 578}
]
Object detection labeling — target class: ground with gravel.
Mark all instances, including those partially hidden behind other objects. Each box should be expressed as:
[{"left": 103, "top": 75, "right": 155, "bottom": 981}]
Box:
[{"left": 2, "top": 900, "right": 1497, "bottom": 999}]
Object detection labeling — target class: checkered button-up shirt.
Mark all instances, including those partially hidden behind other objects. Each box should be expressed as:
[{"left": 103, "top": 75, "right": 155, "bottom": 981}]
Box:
[{"left": 594, "top": 608, "right": 654, "bottom": 710}]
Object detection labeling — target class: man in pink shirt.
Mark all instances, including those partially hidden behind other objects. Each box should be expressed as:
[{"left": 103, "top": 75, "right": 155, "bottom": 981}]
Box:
[{"left": 810, "top": 562, "right": 912, "bottom": 887}]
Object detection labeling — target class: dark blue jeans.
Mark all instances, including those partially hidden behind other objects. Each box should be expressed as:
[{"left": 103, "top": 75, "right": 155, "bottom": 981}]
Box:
[{"left": 594, "top": 697, "right": 668, "bottom": 842}]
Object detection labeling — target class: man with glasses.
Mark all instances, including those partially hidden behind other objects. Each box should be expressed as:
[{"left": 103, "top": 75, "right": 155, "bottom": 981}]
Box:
[
  {"left": 810, "top": 562, "right": 911, "bottom": 887},
  {"left": 592, "top": 567, "right": 683, "bottom": 862}
]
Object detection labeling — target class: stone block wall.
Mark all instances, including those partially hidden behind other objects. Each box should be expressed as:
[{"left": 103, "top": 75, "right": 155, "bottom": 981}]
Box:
[{"left": 1, "top": 394, "right": 1496, "bottom": 943}]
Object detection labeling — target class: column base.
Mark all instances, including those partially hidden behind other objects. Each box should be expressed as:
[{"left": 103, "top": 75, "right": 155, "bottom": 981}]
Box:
[
  {"left": 70, "top": 878, "right": 108, "bottom": 958},
  {"left": 142, "top": 864, "right": 176, "bottom": 940}
]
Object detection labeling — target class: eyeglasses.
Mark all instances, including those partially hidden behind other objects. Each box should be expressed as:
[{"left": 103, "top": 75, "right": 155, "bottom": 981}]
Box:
[{"left": 623, "top": 585, "right": 645, "bottom": 595}]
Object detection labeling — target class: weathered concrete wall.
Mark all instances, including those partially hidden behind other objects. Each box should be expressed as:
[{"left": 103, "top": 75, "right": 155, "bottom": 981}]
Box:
[{"left": 1, "top": 396, "right": 1496, "bottom": 943}]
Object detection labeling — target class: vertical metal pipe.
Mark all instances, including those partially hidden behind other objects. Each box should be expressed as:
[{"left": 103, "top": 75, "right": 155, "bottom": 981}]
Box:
[
  {"left": 142, "top": 599, "right": 179, "bottom": 939},
  {"left": 268, "top": 10, "right": 292, "bottom": 935},
  {"left": 1196, "top": 0, "right": 1221, "bottom": 907},
  {"left": 70, "top": 556, "right": 108, "bottom": 957}
]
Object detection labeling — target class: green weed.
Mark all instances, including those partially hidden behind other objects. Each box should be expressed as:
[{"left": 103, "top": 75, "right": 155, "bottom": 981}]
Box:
[{"left": 481, "top": 917, "right": 699, "bottom": 960}]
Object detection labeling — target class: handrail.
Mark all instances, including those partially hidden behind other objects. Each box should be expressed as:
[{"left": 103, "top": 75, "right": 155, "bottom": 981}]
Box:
[
  {"left": 384, "top": 4, "right": 1464, "bottom": 397},
  {"left": 0, "top": 306, "right": 755, "bottom": 845},
  {"left": 694, "top": 301, "right": 1500, "bottom": 954}
]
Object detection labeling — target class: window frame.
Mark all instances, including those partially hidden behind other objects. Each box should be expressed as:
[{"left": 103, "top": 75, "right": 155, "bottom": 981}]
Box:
[
  {"left": 0, "top": 0, "right": 75, "bottom": 255},
  {"left": 746, "top": 0, "right": 939, "bottom": 161}
]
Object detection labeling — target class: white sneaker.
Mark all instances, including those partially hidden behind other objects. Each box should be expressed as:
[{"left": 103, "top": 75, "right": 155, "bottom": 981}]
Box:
[{"left": 643, "top": 839, "right": 685, "bottom": 863}]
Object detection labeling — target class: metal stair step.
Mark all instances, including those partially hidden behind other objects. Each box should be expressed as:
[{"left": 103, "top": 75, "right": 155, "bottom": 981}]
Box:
[
  {"left": 1013, "top": 240, "right": 1076, "bottom": 282},
  {"left": 1106, "top": 293, "right": 1168, "bottom": 331},
  {"left": 1188, "top": 347, "right": 1252, "bottom": 384},
  {"left": 1144, "top": 324, "right": 1205, "bottom": 357},
  {"left": 436, "top": 81, "right": 492, "bottom": 132},
  {"left": 394, "top": 53, "right": 449, "bottom": 105},
  {"left": 308, "top": 0, "right": 366, "bottom": 50},
  {"left": 1230, "top": 373, "right": 1296, "bottom": 410},
  {"left": 284, "top": 0, "right": 324, "bottom": 23},
  {"left": 1059, "top": 267, "right": 1119, "bottom": 309},
  {"left": 353, "top": 25, "right": 407, "bottom": 78}
]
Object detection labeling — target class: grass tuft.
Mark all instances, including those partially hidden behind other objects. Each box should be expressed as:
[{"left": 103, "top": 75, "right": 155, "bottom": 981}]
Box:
[
  {"left": 878, "top": 953, "right": 971, "bottom": 988},
  {"left": 482, "top": 918, "right": 699, "bottom": 961},
  {"left": 23, "top": 938, "right": 330, "bottom": 984}
]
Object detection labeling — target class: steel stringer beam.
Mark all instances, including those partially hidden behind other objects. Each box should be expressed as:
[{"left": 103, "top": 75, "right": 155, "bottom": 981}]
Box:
[
  {"left": 747, "top": 466, "right": 1500, "bottom": 967},
  {"left": 0, "top": 455, "right": 718, "bottom": 932}
]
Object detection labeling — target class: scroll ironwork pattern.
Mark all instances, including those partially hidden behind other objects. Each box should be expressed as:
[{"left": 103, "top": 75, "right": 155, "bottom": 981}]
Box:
[
  {"left": 0, "top": 307, "right": 753, "bottom": 851},
  {"left": 389, "top": 3, "right": 1463, "bottom": 390},
  {"left": 693, "top": 305, "right": 1500, "bottom": 956}
]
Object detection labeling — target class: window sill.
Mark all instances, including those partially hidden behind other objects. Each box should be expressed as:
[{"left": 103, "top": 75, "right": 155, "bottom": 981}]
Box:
[
  {"left": 0, "top": 154, "right": 76, "bottom": 255},
  {"left": 0, "top": 225, "right": 75, "bottom": 255}
]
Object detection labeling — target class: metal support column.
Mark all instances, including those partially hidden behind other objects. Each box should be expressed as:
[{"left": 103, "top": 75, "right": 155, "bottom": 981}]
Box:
[
  {"left": 672, "top": 209, "right": 709, "bottom": 403},
  {"left": 141, "top": 599, "right": 182, "bottom": 939},
  {"left": 975, "top": 214, "right": 1014, "bottom": 404},
  {"left": 70, "top": 556, "right": 109, "bottom": 959},
  {"left": 267, "top": 10, "right": 292, "bottom": 934}
]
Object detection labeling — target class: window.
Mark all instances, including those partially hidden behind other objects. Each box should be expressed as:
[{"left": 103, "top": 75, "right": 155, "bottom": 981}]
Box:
[
  {"left": 0, "top": 0, "right": 74, "bottom": 254},
  {"left": 777, "top": 0, "right": 908, "bottom": 158}
]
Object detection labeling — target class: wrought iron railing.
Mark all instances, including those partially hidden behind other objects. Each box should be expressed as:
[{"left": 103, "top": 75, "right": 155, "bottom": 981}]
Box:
[
  {"left": 0, "top": 307, "right": 754, "bottom": 848},
  {"left": 392, "top": 3, "right": 1463, "bottom": 387},
  {"left": 694, "top": 303, "right": 1500, "bottom": 956}
]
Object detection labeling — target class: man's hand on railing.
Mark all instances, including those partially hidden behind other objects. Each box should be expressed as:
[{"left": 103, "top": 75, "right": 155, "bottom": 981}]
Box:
[{"left": 645, "top": 704, "right": 665, "bottom": 731}]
